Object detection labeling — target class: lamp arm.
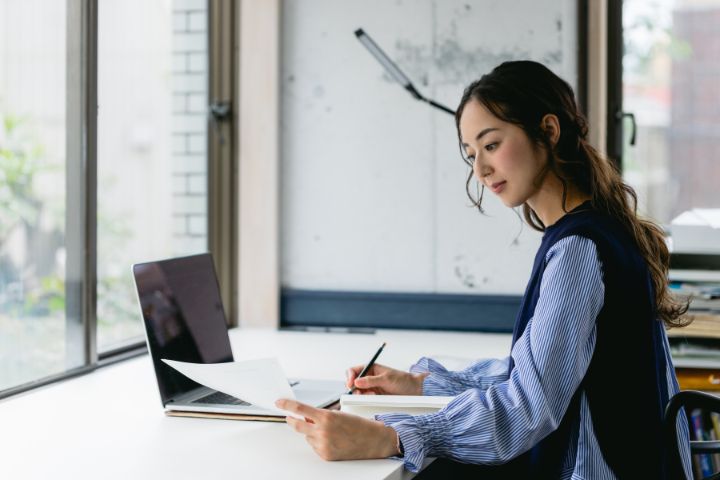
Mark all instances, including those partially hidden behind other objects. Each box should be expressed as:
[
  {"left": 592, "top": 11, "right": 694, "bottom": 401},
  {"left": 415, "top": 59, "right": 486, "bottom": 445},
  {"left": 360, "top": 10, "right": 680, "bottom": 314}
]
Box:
[{"left": 355, "top": 28, "right": 456, "bottom": 116}]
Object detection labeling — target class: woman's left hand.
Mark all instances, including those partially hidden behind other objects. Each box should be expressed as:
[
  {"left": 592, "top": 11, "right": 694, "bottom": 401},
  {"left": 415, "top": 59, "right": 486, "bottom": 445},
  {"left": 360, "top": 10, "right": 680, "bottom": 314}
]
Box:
[{"left": 275, "top": 398, "right": 400, "bottom": 461}]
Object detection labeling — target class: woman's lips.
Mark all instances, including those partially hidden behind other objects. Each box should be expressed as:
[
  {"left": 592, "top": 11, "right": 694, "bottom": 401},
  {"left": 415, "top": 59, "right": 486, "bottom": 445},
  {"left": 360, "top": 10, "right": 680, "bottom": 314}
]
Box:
[{"left": 490, "top": 181, "right": 507, "bottom": 194}]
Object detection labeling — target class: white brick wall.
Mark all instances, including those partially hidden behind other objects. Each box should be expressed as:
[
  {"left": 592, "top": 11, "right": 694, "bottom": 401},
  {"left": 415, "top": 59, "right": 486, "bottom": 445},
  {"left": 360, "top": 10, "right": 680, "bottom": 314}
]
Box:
[
  {"left": 172, "top": 73, "right": 206, "bottom": 92},
  {"left": 188, "top": 215, "right": 208, "bottom": 236},
  {"left": 187, "top": 133, "right": 206, "bottom": 154},
  {"left": 173, "top": 195, "right": 206, "bottom": 215},
  {"left": 171, "top": 0, "right": 207, "bottom": 245},
  {"left": 174, "top": 0, "right": 206, "bottom": 11},
  {"left": 188, "top": 11, "right": 207, "bottom": 32},
  {"left": 187, "top": 173, "right": 207, "bottom": 195},
  {"left": 187, "top": 93, "right": 206, "bottom": 113},
  {"left": 173, "top": 113, "right": 206, "bottom": 133},
  {"left": 176, "top": 237, "right": 208, "bottom": 253},
  {"left": 188, "top": 52, "right": 207, "bottom": 72},
  {"left": 174, "top": 154, "right": 205, "bottom": 171}
]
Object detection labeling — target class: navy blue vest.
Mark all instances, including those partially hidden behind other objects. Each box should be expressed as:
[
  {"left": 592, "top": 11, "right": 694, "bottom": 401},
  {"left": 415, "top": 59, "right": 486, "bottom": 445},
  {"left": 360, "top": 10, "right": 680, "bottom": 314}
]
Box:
[{"left": 504, "top": 201, "right": 672, "bottom": 478}]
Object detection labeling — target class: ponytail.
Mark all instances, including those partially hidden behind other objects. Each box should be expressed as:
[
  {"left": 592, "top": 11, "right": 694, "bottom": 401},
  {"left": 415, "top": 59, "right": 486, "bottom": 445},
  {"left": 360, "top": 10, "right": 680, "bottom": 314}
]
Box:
[{"left": 456, "top": 60, "right": 691, "bottom": 328}]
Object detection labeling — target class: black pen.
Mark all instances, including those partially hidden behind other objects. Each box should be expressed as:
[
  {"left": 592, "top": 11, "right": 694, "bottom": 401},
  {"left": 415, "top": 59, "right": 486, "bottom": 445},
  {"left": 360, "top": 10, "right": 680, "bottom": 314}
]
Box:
[{"left": 347, "top": 342, "right": 386, "bottom": 395}]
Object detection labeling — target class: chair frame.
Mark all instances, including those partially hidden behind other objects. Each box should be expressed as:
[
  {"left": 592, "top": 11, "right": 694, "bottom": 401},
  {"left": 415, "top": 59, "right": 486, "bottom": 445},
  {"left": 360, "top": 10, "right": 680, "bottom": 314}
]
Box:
[{"left": 665, "top": 390, "right": 720, "bottom": 480}]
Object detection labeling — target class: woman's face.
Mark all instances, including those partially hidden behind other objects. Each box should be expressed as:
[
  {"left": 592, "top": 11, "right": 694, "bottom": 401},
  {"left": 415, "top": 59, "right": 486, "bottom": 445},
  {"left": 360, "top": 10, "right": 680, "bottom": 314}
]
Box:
[{"left": 459, "top": 99, "right": 548, "bottom": 208}]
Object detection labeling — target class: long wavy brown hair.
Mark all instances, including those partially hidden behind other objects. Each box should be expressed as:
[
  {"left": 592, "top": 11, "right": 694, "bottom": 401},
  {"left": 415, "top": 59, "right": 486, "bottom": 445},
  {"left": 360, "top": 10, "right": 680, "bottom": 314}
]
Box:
[{"left": 455, "top": 60, "right": 690, "bottom": 328}]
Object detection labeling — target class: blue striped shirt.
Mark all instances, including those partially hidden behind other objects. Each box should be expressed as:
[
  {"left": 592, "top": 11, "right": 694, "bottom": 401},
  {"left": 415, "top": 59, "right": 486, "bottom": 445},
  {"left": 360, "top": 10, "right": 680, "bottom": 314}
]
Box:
[{"left": 376, "top": 235, "right": 692, "bottom": 478}]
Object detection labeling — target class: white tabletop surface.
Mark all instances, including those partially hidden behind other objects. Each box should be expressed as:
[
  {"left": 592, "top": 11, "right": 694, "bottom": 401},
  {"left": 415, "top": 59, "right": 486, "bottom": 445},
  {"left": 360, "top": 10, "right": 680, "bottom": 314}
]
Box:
[{"left": 0, "top": 327, "right": 512, "bottom": 480}]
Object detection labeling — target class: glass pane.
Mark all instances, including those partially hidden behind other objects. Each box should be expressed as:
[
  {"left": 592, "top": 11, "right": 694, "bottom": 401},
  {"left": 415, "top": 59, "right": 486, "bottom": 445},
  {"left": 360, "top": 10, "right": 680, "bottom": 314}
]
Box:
[
  {"left": 0, "top": 0, "right": 78, "bottom": 390},
  {"left": 97, "top": 0, "right": 208, "bottom": 351},
  {"left": 622, "top": 0, "right": 720, "bottom": 236}
]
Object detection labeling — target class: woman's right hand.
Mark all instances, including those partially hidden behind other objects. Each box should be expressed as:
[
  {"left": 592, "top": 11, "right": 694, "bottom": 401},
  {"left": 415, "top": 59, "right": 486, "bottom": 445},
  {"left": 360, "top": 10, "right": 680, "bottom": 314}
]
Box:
[{"left": 345, "top": 363, "right": 429, "bottom": 396}]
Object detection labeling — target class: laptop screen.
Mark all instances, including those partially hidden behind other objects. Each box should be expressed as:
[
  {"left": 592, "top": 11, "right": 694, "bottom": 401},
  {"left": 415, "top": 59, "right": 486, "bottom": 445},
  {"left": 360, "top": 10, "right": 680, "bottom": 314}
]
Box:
[{"left": 133, "top": 253, "right": 233, "bottom": 405}]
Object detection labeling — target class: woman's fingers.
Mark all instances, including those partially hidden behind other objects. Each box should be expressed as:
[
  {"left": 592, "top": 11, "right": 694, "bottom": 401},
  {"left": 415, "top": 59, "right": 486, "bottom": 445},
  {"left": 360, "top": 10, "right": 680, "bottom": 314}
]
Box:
[
  {"left": 353, "top": 374, "right": 386, "bottom": 390},
  {"left": 276, "top": 399, "right": 322, "bottom": 422},
  {"left": 345, "top": 368, "right": 358, "bottom": 389},
  {"left": 286, "top": 415, "right": 315, "bottom": 435},
  {"left": 346, "top": 364, "right": 371, "bottom": 388}
]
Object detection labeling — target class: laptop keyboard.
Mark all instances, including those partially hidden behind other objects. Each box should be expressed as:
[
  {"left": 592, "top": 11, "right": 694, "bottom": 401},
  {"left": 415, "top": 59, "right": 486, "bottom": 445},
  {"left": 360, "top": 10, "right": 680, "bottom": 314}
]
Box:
[
  {"left": 194, "top": 391, "right": 251, "bottom": 406},
  {"left": 193, "top": 381, "right": 299, "bottom": 407}
]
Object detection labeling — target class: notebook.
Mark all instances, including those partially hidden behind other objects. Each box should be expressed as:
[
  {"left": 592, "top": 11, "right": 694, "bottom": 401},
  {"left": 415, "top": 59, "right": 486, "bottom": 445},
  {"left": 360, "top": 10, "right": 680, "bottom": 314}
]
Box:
[{"left": 340, "top": 394, "right": 454, "bottom": 418}]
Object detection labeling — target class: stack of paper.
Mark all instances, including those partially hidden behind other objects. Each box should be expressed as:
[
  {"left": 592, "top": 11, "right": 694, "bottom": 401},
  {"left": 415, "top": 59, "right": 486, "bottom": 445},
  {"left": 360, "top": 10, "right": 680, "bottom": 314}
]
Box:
[{"left": 340, "top": 394, "right": 454, "bottom": 418}]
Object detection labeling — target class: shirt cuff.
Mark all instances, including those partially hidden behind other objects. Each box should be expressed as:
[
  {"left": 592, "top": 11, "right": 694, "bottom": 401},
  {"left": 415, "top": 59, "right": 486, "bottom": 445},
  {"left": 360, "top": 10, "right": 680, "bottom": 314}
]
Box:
[
  {"left": 411, "top": 357, "right": 471, "bottom": 396},
  {"left": 375, "top": 411, "right": 452, "bottom": 473}
]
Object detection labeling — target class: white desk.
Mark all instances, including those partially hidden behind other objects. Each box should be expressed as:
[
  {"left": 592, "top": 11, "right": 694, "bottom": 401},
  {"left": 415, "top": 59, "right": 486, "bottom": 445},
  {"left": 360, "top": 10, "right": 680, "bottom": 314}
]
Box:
[{"left": 0, "top": 328, "right": 512, "bottom": 480}]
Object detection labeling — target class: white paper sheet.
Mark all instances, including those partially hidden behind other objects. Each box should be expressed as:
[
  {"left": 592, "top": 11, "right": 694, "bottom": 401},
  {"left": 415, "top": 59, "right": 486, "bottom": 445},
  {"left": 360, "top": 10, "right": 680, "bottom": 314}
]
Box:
[
  {"left": 672, "top": 208, "right": 720, "bottom": 229},
  {"left": 161, "top": 358, "right": 299, "bottom": 417}
]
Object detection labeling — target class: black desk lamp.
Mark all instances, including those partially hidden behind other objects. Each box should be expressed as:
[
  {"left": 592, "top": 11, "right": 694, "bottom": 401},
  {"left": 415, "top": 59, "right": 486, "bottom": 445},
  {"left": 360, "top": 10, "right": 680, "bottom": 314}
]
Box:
[{"left": 354, "top": 28, "right": 456, "bottom": 116}]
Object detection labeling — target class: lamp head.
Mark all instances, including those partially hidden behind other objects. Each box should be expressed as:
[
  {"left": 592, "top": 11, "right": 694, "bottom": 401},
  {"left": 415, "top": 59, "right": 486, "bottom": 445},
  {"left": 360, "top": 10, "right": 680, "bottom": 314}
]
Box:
[{"left": 354, "top": 29, "right": 413, "bottom": 89}]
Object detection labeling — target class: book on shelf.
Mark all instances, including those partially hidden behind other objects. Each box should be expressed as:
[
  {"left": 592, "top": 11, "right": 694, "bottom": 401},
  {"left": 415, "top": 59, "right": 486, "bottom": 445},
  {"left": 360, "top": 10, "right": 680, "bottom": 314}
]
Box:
[
  {"left": 709, "top": 423, "right": 720, "bottom": 477},
  {"left": 667, "top": 311, "right": 720, "bottom": 374},
  {"left": 669, "top": 269, "right": 720, "bottom": 284},
  {"left": 689, "top": 408, "right": 720, "bottom": 478},
  {"left": 712, "top": 413, "right": 720, "bottom": 472},
  {"left": 667, "top": 312, "right": 720, "bottom": 341},
  {"left": 667, "top": 311, "right": 720, "bottom": 376},
  {"left": 667, "top": 251, "right": 720, "bottom": 383},
  {"left": 669, "top": 280, "right": 720, "bottom": 312}
]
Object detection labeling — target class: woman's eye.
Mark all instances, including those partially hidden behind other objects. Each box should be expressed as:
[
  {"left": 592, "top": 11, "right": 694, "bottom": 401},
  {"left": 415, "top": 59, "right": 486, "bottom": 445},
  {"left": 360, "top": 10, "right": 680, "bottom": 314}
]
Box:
[{"left": 484, "top": 142, "right": 498, "bottom": 152}]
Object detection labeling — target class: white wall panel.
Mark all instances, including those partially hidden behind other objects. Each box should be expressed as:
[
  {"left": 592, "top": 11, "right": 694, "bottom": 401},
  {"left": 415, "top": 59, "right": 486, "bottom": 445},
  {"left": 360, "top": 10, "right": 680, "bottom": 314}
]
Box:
[{"left": 281, "top": 0, "right": 577, "bottom": 295}]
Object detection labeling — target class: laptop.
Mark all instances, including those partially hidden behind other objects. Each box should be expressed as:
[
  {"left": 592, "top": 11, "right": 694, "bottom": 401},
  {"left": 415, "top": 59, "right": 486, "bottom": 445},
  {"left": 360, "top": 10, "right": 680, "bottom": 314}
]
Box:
[{"left": 132, "top": 253, "right": 345, "bottom": 418}]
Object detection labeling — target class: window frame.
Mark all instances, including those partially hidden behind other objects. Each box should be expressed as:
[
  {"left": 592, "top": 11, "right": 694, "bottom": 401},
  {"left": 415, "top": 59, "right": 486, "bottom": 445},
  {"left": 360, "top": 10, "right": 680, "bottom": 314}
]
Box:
[
  {"left": 208, "top": 0, "right": 238, "bottom": 328},
  {"left": 607, "top": 0, "right": 623, "bottom": 169},
  {"left": 0, "top": 0, "right": 235, "bottom": 400},
  {"left": 0, "top": 0, "right": 98, "bottom": 400}
]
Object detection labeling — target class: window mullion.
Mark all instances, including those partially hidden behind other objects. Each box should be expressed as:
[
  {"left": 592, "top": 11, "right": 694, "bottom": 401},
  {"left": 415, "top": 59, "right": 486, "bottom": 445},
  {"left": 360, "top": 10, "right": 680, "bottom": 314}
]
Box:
[{"left": 65, "top": 0, "right": 98, "bottom": 369}]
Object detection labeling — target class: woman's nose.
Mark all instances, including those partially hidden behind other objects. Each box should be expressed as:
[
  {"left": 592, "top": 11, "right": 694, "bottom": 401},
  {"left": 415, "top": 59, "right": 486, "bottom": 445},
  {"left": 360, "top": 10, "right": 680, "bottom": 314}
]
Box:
[{"left": 474, "top": 164, "right": 492, "bottom": 180}]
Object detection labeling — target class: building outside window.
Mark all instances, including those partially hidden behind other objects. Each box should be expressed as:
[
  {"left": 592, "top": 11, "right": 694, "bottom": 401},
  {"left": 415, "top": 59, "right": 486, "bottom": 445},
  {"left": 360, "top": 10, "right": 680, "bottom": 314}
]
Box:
[{"left": 622, "top": 0, "right": 720, "bottom": 229}]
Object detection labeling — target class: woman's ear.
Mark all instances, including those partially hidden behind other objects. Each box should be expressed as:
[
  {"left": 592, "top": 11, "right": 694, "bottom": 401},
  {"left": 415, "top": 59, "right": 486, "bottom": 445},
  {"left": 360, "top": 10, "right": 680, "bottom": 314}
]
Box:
[{"left": 540, "top": 114, "right": 561, "bottom": 146}]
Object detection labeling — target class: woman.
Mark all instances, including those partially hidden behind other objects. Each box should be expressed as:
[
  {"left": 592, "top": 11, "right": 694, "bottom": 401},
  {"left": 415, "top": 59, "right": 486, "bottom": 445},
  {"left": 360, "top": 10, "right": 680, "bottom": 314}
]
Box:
[{"left": 276, "top": 60, "right": 692, "bottom": 479}]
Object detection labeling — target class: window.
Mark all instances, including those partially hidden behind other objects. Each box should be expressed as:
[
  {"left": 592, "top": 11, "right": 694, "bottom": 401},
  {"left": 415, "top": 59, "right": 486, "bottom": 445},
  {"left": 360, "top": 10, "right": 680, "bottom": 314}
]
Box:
[
  {"left": 0, "top": 0, "right": 215, "bottom": 397},
  {"left": 622, "top": 0, "right": 720, "bottom": 227},
  {"left": 97, "top": 0, "right": 209, "bottom": 351},
  {"left": 0, "top": 0, "right": 78, "bottom": 391}
]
